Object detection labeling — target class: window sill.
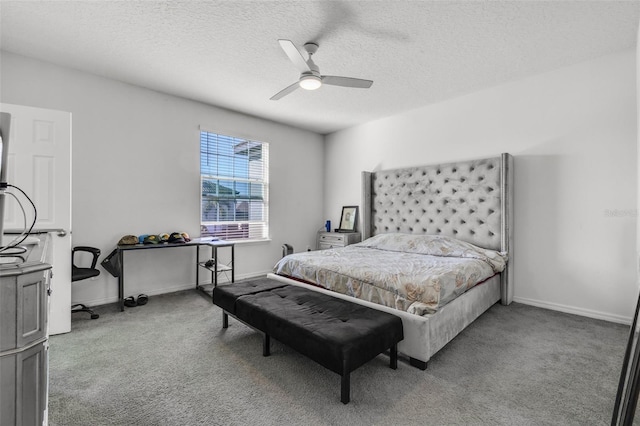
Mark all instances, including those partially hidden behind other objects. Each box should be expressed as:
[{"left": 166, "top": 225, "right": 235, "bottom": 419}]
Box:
[{"left": 216, "top": 238, "right": 272, "bottom": 246}]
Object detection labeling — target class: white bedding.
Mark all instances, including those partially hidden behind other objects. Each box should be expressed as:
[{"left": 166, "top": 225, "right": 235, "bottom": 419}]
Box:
[{"left": 273, "top": 233, "right": 506, "bottom": 316}]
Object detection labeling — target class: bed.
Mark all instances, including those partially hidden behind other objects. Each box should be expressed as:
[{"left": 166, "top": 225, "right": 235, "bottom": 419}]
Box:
[{"left": 268, "top": 153, "right": 513, "bottom": 369}]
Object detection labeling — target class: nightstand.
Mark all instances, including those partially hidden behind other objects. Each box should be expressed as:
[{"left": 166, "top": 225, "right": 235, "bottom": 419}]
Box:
[{"left": 317, "top": 232, "right": 361, "bottom": 250}]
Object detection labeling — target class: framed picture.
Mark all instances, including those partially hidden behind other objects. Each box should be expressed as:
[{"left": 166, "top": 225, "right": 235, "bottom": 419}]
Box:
[{"left": 338, "top": 206, "right": 358, "bottom": 232}]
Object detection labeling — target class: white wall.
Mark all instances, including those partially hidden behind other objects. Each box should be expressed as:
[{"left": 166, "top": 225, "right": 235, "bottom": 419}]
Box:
[
  {"left": 2, "top": 48, "right": 636, "bottom": 322},
  {"left": 325, "top": 50, "right": 638, "bottom": 323},
  {"left": 1, "top": 51, "right": 324, "bottom": 306}
]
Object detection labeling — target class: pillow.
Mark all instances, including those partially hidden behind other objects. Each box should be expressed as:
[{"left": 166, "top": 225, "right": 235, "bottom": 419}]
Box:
[{"left": 355, "top": 233, "right": 506, "bottom": 272}]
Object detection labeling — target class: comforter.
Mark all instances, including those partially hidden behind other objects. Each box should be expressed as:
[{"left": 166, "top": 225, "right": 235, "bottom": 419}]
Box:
[{"left": 273, "top": 233, "right": 506, "bottom": 316}]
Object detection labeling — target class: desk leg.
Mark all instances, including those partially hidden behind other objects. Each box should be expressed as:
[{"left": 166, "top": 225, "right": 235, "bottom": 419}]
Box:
[
  {"left": 231, "top": 244, "right": 235, "bottom": 283},
  {"left": 118, "top": 249, "right": 124, "bottom": 312},
  {"left": 213, "top": 245, "right": 217, "bottom": 289},
  {"left": 195, "top": 245, "right": 200, "bottom": 290}
]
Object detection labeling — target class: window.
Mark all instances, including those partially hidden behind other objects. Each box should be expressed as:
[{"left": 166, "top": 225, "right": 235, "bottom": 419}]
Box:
[{"left": 200, "top": 131, "right": 269, "bottom": 241}]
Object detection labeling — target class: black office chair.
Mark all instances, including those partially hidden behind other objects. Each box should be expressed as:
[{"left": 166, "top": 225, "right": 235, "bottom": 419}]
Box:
[{"left": 71, "top": 246, "right": 101, "bottom": 320}]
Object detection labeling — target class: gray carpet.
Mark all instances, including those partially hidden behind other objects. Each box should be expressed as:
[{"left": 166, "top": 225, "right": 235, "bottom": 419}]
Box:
[{"left": 49, "top": 284, "right": 628, "bottom": 425}]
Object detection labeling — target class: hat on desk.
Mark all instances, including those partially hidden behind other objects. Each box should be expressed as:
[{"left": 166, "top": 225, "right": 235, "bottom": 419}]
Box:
[
  {"left": 143, "top": 234, "right": 161, "bottom": 244},
  {"left": 118, "top": 235, "right": 139, "bottom": 245},
  {"left": 181, "top": 232, "right": 191, "bottom": 242},
  {"left": 168, "top": 232, "right": 185, "bottom": 244},
  {"left": 159, "top": 233, "right": 170, "bottom": 243}
]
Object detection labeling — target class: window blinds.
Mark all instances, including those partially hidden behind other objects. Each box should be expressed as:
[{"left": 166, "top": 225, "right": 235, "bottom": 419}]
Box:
[{"left": 200, "top": 131, "right": 269, "bottom": 241}]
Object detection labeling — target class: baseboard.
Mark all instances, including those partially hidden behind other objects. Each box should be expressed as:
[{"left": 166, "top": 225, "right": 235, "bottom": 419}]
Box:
[
  {"left": 74, "top": 271, "right": 272, "bottom": 308},
  {"left": 74, "top": 282, "right": 196, "bottom": 308},
  {"left": 78, "top": 275, "right": 634, "bottom": 326},
  {"left": 513, "top": 296, "right": 632, "bottom": 325}
]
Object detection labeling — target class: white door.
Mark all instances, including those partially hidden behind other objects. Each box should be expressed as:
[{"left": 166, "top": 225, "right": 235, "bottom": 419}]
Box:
[{"left": 1, "top": 103, "right": 72, "bottom": 335}]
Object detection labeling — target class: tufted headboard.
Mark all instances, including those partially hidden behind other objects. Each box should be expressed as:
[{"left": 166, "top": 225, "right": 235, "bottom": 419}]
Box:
[{"left": 361, "top": 153, "right": 514, "bottom": 304}]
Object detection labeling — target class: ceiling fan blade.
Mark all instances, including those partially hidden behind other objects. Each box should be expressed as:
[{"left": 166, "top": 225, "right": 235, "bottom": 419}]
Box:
[
  {"left": 270, "top": 81, "right": 300, "bottom": 100},
  {"left": 322, "top": 76, "right": 373, "bottom": 88},
  {"left": 278, "top": 39, "right": 311, "bottom": 73}
]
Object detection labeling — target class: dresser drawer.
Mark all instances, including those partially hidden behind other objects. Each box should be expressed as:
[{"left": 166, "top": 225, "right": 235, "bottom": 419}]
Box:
[
  {"left": 318, "top": 242, "right": 343, "bottom": 250},
  {"left": 316, "top": 232, "right": 361, "bottom": 250},
  {"left": 319, "top": 233, "right": 348, "bottom": 244}
]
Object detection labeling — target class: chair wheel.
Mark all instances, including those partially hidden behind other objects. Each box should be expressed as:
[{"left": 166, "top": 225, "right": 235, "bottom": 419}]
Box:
[{"left": 90, "top": 313, "right": 99, "bottom": 320}]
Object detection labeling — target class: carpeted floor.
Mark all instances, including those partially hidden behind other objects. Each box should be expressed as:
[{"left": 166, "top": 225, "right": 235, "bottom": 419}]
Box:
[{"left": 49, "top": 285, "right": 629, "bottom": 425}]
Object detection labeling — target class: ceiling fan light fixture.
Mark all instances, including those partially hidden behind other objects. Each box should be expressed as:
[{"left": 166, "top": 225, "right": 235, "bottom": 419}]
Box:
[
  {"left": 299, "top": 75, "right": 322, "bottom": 90},
  {"left": 271, "top": 40, "right": 372, "bottom": 100}
]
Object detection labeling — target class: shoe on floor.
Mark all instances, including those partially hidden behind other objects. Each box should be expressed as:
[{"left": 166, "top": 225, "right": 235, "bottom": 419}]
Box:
[
  {"left": 137, "top": 294, "right": 148, "bottom": 306},
  {"left": 124, "top": 296, "right": 137, "bottom": 307}
]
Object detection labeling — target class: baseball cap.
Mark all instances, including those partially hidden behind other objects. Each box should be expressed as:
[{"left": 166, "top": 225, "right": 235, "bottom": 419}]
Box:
[
  {"left": 168, "top": 232, "right": 186, "bottom": 244},
  {"left": 118, "top": 235, "right": 139, "bottom": 245},
  {"left": 143, "top": 235, "right": 161, "bottom": 244}
]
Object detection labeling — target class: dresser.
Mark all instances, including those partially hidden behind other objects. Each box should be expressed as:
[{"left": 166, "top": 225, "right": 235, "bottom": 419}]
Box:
[
  {"left": 316, "top": 232, "right": 361, "bottom": 250},
  {"left": 0, "top": 234, "right": 52, "bottom": 426}
]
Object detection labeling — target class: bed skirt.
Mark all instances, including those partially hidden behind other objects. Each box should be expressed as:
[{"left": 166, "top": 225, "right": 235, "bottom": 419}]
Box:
[{"left": 267, "top": 273, "right": 501, "bottom": 364}]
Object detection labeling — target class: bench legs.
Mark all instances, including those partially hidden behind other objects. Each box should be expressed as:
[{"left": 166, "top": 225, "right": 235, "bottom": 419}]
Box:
[
  {"left": 263, "top": 333, "right": 270, "bottom": 356},
  {"left": 223, "top": 314, "right": 271, "bottom": 357},
  {"left": 341, "top": 365, "right": 350, "bottom": 404},
  {"left": 340, "top": 344, "right": 397, "bottom": 404},
  {"left": 390, "top": 343, "right": 398, "bottom": 369},
  {"left": 226, "top": 322, "right": 400, "bottom": 404}
]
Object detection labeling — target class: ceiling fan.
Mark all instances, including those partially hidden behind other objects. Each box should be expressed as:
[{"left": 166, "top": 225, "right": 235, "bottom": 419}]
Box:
[{"left": 270, "top": 39, "right": 373, "bottom": 101}]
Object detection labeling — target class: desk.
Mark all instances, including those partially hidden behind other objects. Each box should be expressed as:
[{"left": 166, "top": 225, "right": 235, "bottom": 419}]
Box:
[{"left": 117, "top": 238, "right": 234, "bottom": 311}]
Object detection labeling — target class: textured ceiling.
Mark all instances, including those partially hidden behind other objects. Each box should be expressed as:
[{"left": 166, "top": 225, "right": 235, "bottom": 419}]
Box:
[{"left": 1, "top": 1, "right": 639, "bottom": 135}]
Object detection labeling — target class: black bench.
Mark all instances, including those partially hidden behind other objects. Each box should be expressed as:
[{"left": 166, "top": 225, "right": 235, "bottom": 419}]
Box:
[{"left": 213, "top": 278, "right": 404, "bottom": 404}]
